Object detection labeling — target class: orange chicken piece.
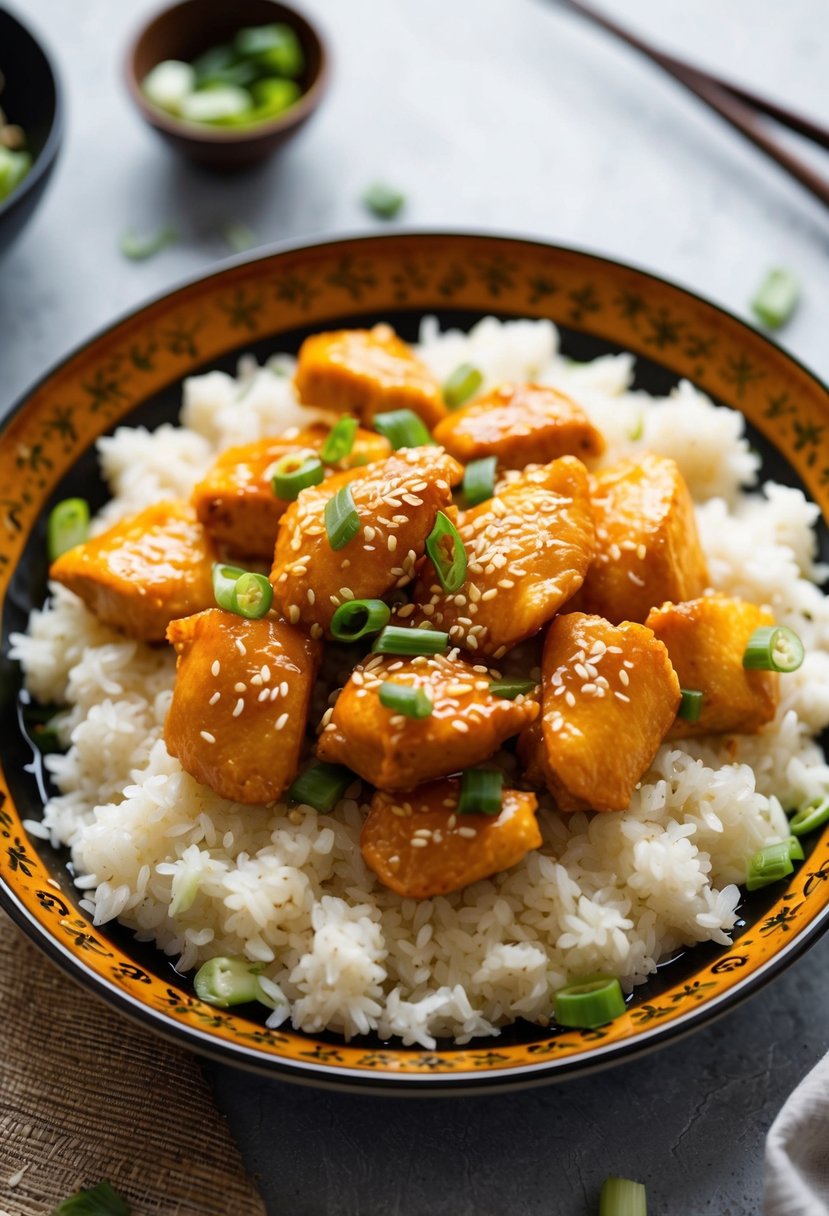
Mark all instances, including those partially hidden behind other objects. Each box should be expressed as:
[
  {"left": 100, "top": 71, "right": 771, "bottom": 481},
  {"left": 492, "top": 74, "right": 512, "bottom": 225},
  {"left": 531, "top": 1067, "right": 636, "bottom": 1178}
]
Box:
[
  {"left": 294, "top": 324, "right": 447, "bottom": 429},
  {"left": 645, "top": 595, "right": 779, "bottom": 738},
  {"left": 409, "top": 457, "right": 595, "bottom": 658},
  {"left": 270, "top": 446, "right": 463, "bottom": 635},
  {"left": 580, "top": 453, "right": 708, "bottom": 623},
  {"left": 317, "top": 652, "right": 539, "bottom": 790},
  {"left": 433, "top": 382, "right": 605, "bottom": 469},
  {"left": 518, "top": 612, "right": 680, "bottom": 812},
  {"left": 165, "top": 609, "right": 321, "bottom": 804},
  {"left": 49, "top": 501, "right": 215, "bottom": 643},
  {"left": 361, "top": 779, "right": 542, "bottom": 899},
  {"left": 191, "top": 424, "right": 391, "bottom": 560}
]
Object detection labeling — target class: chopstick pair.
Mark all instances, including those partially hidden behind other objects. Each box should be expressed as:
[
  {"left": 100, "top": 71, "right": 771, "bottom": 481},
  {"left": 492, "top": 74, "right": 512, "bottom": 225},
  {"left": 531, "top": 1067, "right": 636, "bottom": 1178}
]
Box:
[{"left": 554, "top": 0, "right": 829, "bottom": 211}]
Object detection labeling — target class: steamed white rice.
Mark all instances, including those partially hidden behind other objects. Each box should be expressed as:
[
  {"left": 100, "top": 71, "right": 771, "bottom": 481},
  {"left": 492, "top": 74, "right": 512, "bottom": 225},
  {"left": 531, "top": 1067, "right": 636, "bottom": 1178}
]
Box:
[{"left": 11, "top": 317, "right": 829, "bottom": 1048}]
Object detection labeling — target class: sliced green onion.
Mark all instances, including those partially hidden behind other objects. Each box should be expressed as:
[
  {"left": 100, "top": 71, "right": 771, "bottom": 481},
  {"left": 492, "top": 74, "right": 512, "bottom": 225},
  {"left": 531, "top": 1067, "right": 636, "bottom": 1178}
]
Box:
[
  {"left": 230, "top": 572, "right": 273, "bottom": 619},
  {"left": 224, "top": 221, "right": 257, "bottom": 253},
  {"left": 678, "top": 688, "right": 703, "bottom": 722},
  {"left": 426, "top": 510, "right": 467, "bottom": 594},
  {"left": 119, "top": 225, "right": 177, "bottom": 262},
  {"left": 212, "top": 562, "right": 246, "bottom": 611},
  {"left": 751, "top": 268, "right": 799, "bottom": 331},
  {"left": 790, "top": 794, "right": 829, "bottom": 836},
  {"left": 745, "top": 841, "right": 795, "bottom": 891},
  {"left": 362, "top": 182, "right": 406, "bottom": 219},
  {"left": 53, "top": 1180, "right": 131, "bottom": 1215},
  {"left": 320, "top": 416, "right": 359, "bottom": 464},
  {"left": 489, "top": 678, "right": 537, "bottom": 699},
  {"left": 743, "top": 625, "right": 804, "bottom": 673},
  {"left": 271, "top": 452, "right": 324, "bottom": 500},
  {"left": 463, "top": 456, "right": 497, "bottom": 507},
  {"left": 787, "top": 836, "right": 805, "bottom": 861},
  {"left": 554, "top": 975, "right": 626, "bottom": 1029},
  {"left": 325, "top": 484, "right": 362, "bottom": 550},
  {"left": 330, "top": 598, "right": 390, "bottom": 642},
  {"left": 48, "top": 498, "right": 90, "bottom": 561},
  {"left": 372, "top": 409, "right": 432, "bottom": 449},
  {"left": 599, "top": 1176, "right": 647, "bottom": 1216},
  {"left": 371, "top": 626, "right": 449, "bottom": 655},
  {"left": 288, "top": 762, "right": 354, "bottom": 812},
  {"left": 458, "top": 769, "right": 504, "bottom": 816},
  {"left": 628, "top": 414, "right": 645, "bottom": 442},
  {"left": 378, "top": 682, "right": 433, "bottom": 718},
  {"left": 235, "top": 23, "right": 305, "bottom": 77},
  {"left": 443, "top": 363, "right": 483, "bottom": 410},
  {"left": 194, "top": 956, "right": 263, "bottom": 1007}
]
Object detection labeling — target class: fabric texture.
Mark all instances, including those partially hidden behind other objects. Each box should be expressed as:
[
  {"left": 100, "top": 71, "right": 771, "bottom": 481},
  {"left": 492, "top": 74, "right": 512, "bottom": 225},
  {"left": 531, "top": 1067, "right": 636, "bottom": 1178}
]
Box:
[
  {"left": 765, "top": 1054, "right": 829, "bottom": 1216},
  {"left": 0, "top": 909, "right": 265, "bottom": 1216}
]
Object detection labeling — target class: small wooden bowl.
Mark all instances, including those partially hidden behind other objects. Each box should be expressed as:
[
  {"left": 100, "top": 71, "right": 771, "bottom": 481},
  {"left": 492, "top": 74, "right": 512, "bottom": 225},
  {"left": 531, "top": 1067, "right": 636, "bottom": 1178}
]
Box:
[{"left": 124, "top": 0, "right": 328, "bottom": 171}]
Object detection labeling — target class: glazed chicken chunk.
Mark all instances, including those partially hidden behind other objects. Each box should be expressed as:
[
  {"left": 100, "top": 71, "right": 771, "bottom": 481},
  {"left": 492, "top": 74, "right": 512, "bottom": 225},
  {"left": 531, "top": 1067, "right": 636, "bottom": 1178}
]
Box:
[
  {"left": 165, "top": 609, "right": 321, "bottom": 804},
  {"left": 409, "top": 456, "right": 595, "bottom": 658},
  {"left": 316, "top": 651, "right": 539, "bottom": 790},
  {"left": 49, "top": 501, "right": 215, "bottom": 643},
  {"left": 433, "top": 382, "right": 605, "bottom": 468},
  {"left": 518, "top": 612, "right": 680, "bottom": 812},
  {"left": 270, "top": 446, "right": 463, "bottom": 636},
  {"left": 645, "top": 595, "right": 779, "bottom": 738},
  {"left": 580, "top": 452, "right": 709, "bottom": 623},
  {"left": 191, "top": 424, "right": 391, "bottom": 560},
  {"left": 294, "top": 324, "right": 447, "bottom": 429},
  {"left": 361, "top": 779, "right": 542, "bottom": 899}
]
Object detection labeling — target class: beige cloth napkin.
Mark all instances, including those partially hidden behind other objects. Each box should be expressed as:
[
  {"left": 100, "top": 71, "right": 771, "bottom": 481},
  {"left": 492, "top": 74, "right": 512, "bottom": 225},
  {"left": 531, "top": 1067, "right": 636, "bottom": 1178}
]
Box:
[
  {"left": 765, "top": 1054, "right": 829, "bottom": 1216},
  {"left": 0, "top": 910, "right": 266, "bottom": 1216}
]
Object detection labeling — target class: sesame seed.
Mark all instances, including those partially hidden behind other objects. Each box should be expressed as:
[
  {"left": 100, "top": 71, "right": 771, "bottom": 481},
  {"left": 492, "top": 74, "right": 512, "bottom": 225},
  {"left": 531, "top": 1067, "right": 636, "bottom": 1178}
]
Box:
[
  {"left": 457, "top": 826, "right": 477, "bottom": 838},
  {"left": 411, "top": 838, "right": 429, "bottom": 848},
  {"left": 234, "top": 682, "right": 246, "bottom": 693},
  {"left": 258, "top": 689, "right": 270, "bottom": 703},
  {"left": 339, "top": 587, "right": 354, "bottom": 599},
  {"left": 307, "top": 589, "right": 316, "bottom": 605},
  {"left": 235, "top": 639, "right": 247, "bottom": 656},
  {"left": 310, "top": 623, "right": 323, "bottom": 639},
  {"left": 619, "top": 669, "right": 630, "bottom": 686},
  {"left": 200, "top": 730, "right": 216, "bottom": 744},
  {"left": 387, "top": 535, "right": 398, "bottom": 552},
  {"left": 275, "top": 712, "right": 289, "bottom": 731},
  {"left": 233, "top": 698, "right": 245, "bottom": 717},
  {"left": 261, "top": 665, "right": 271, "bottom": 682},
  {"left": 364, "top": 526, "right": 376, "bottom": 541},
  {"left": 636, "top": 543, "right": 647, "bottom": 560},
  {"left": 447, "top": 814, "right": 457, "bottom": 828},
  {"left": 452, "top": 720, "right": 470, "bottom": 732},
  {"left": 208, "top": 690, "right": 221, "bottom": 705},
  {"left": 565, "top": 690, "right": 576, "bottom": 707},
  {"left": 288, "top": 605, "right": 300, "bottom": 624},
  {"left": 413, "top": 828, "right": 432, "bottom": 838},
  {"left": 211, "top": 660, "right": 221, "bottom": 677},
  {"left": 250, "top": 674, "right": 263, "bottom": 687},
  {"left": 615, "top": 692, "right": 631, "bottom": 702},
  {"left": 270, "top": 687, "right": 280, "bottom": 701}
]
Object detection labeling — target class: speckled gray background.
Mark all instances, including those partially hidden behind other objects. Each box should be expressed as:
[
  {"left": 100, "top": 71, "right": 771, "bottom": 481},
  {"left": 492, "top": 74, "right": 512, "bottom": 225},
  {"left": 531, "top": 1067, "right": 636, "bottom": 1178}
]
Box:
[{"left": 3, "top": 1, "right": 829, "bottom": 1211}]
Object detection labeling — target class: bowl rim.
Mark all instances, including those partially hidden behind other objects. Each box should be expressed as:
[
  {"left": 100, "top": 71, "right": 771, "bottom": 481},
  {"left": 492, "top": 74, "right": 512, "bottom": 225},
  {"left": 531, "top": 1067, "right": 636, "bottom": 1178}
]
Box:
[
  {"left": 122, "top": 0, "right": 329, "bottom": 145},
  {"left": 2, "top": 228, "right": 828, "bottom": 1094},
  {"left": 0, "top": 3, "right": 64, "bottom": 220}
]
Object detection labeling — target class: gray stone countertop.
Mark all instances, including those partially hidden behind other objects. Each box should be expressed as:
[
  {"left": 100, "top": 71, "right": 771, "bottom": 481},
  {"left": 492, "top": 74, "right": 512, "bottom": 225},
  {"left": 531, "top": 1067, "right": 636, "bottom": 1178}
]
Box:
[{"left": 3, "top": 0, "right": 829, "bottom": 1211}]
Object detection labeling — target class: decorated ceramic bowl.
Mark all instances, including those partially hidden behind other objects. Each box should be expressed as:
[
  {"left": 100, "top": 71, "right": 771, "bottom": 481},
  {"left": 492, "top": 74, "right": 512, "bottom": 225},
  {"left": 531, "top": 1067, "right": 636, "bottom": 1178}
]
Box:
[{"left": 1, "top": 233, "right": 827, "bottom": 1093}]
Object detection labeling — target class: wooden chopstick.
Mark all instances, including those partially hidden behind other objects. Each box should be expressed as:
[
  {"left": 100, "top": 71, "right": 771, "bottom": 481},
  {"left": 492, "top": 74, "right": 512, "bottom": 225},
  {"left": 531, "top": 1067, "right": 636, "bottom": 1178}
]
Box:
[{"left": 555, "top": 0, "right": 829, "bottom": 210}]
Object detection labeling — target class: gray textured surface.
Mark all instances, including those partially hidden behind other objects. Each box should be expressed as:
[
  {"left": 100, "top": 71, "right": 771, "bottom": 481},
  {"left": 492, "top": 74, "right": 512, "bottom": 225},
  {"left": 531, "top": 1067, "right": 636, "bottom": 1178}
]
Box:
[{"left": 3, "top": 0, "right": 829, "bottom": 1212}]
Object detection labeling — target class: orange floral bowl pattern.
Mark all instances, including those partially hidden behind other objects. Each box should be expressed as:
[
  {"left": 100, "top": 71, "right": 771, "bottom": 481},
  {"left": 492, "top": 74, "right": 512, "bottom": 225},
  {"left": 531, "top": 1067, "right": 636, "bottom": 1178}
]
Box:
[{"left": 1, "top": 233, "right": 828, "bottom": 1093}]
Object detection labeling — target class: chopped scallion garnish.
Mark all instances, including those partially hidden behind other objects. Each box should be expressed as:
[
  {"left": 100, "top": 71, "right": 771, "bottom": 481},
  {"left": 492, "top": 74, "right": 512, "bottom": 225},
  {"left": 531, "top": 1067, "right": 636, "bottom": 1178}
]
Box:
[
  {"left": 53, "top": 1180, "right": 131, "bottom": 1215},
  {"left": 743, "top": 625, "right": 804, "bottom": 673},
  {"left": 745, "top": 841, "right": 796, "bottom": 891},
  {"left": 324, "top": 483, "right": 362, "bottom": 550},
  {"left": 194, "top": 956, "right": 264, "bottom": 1007},
  {"left": 230, "top": 572, "right": 273, "bottom": 619},
  {"left": 47, "top": 498, "right": 90, "bottom": 561},
  {"left": 362, "top": 182, "right": 406, "bottom": 219},
  {"left": 678, "top": 688, "right": 703, "bottom": 722},
  {"left": 789, "top": 794, "right": 829, "bottom": 836},
  {"left": 373, "top": 409, "right": 432, "bottom": 450},
  {"left": 271, "top": 452, "right": 324, "bottom": 500},
  {"left": 628, "top": 414, "right": 645, "bottom": 442},
  {"left": 554, "top": 975, "right": 626, "bottom": 1029},
  {"left": 224, "top": 221, "right": 258, "bottom": 253},
  {"left": 320, "top": 416, "right": 359, "bottom": 464},
  {"left": 212, "top": 562, "right": 246, "bottom": 612},
  {"left": 463, "top": 456, "right": 497, "bottom": 507},
  {"left": 750, "top": 267, "right": 799, "bottom": 331},
  {"left": 599, "top": 1176, "right": 648, "bottom": 1216},
  {"left": 489, "top": 678, "right": 537, "bottom": 700},
  {"left": 378, "top": 681, "right": 433, "bottom": 718},
  {"left": 119, "top": 225, "right": 177, "bottom": 262},
  {"left": 787, "top": 836, "right": 805, "bottom": 861},
  {"left": 288, "top": 762, "right": 354, "bottom": 812},
  {"left": 330, "top": 598, "right": 390, "bottom": 642},
  {"left": 443, "top": 363, "right": 483, "bottom": 410},
  {"left": 371, "top": 625, "right": 449, "bottom": 655},
  {"left": 425, "top": 510, "right": 467, "bottom": 594},
  {"left": 458, "top": 769, "right": 504, "bottom": 816}
]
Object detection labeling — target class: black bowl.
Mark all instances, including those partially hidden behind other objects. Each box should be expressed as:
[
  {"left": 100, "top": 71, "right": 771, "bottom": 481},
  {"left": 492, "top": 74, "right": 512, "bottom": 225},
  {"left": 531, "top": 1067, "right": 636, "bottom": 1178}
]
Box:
[{"left": 0, "top": 6, "right": 63, "bottom": 259}]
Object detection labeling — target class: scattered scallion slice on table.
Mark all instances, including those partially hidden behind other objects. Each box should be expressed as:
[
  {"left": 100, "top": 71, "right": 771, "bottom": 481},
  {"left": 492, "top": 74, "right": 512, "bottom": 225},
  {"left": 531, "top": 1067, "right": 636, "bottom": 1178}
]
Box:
[
  {"left": 750, "top": 267, "right": 799, "bottom": 331},
  {"left": 271, "top": 451, "right": 324, "bottom": 499},
  {"left": 362, "top": 182, "right": 406, "bottom": 219},
  {"left": 120, "top": 225, "right": 177, "bottom": 262},
  {"left": 426, "top": 510, "right": 467, "bottom": 594},
  {"left": 330, "top": 598, "right": 390, "bottom": 642},
  {"left": 745, "top": 841, "right": 797, "bottom": 891},
  {"left": 230, "top": 572, "right": 273, "bottom": 619},
  {"left": 379, "top": 682, "right": 433, "bottom": 718},
  {"left": 194, "top": 956, "right": 265, "bottom": 1007},
  {"left": 443, "top": 363, "right": 483, "bottom": 410},
  {"left": 462, "top": 455, "right": 497, "bottom": 507},
  {"left": 212, "top": 562, "right": 246, "bottom": 611},
  {"left": 53, "top": 1180, "right": 131, "bottom": 1216},
  {"left": 599, "top": 1176, "right": 648, "bottom": 1216},
  {"left": 789, "top": 794, "right": 829, "bottom": 836},
  {"left": 289, "top": 762, "right": 354, "bottom": 812},
  {"left": 554, "top": 975, "right": 626, "bottom": 1028},
  {"left": 47, "top": 497, "right": 90, "bottom": 561},
  {"left": 223, "top": 221, "right": 258, "bottom": 253},
  {"left": 372, "top": 408, "right": 432, "bottom": 449},
  {"left": 678, "top": 688, "right": 703, "bottom": 722},
  {"left": 320, "top": 416, "right": 359, "bottom": 463},
  {"left": 458, "top": 769, "right": 504, "bottom": 816},
  {"left": 489, "top": 678, "right": 537, "bottom": 699},
  {"left": 371, "top": 625, "right": 449, "bottom": 656},
  {"left": 742, "top": 625, "right": 804, "bottom": 672},
  {"left": 325, "top": 483, "right": 361, "bottom": 550}
]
